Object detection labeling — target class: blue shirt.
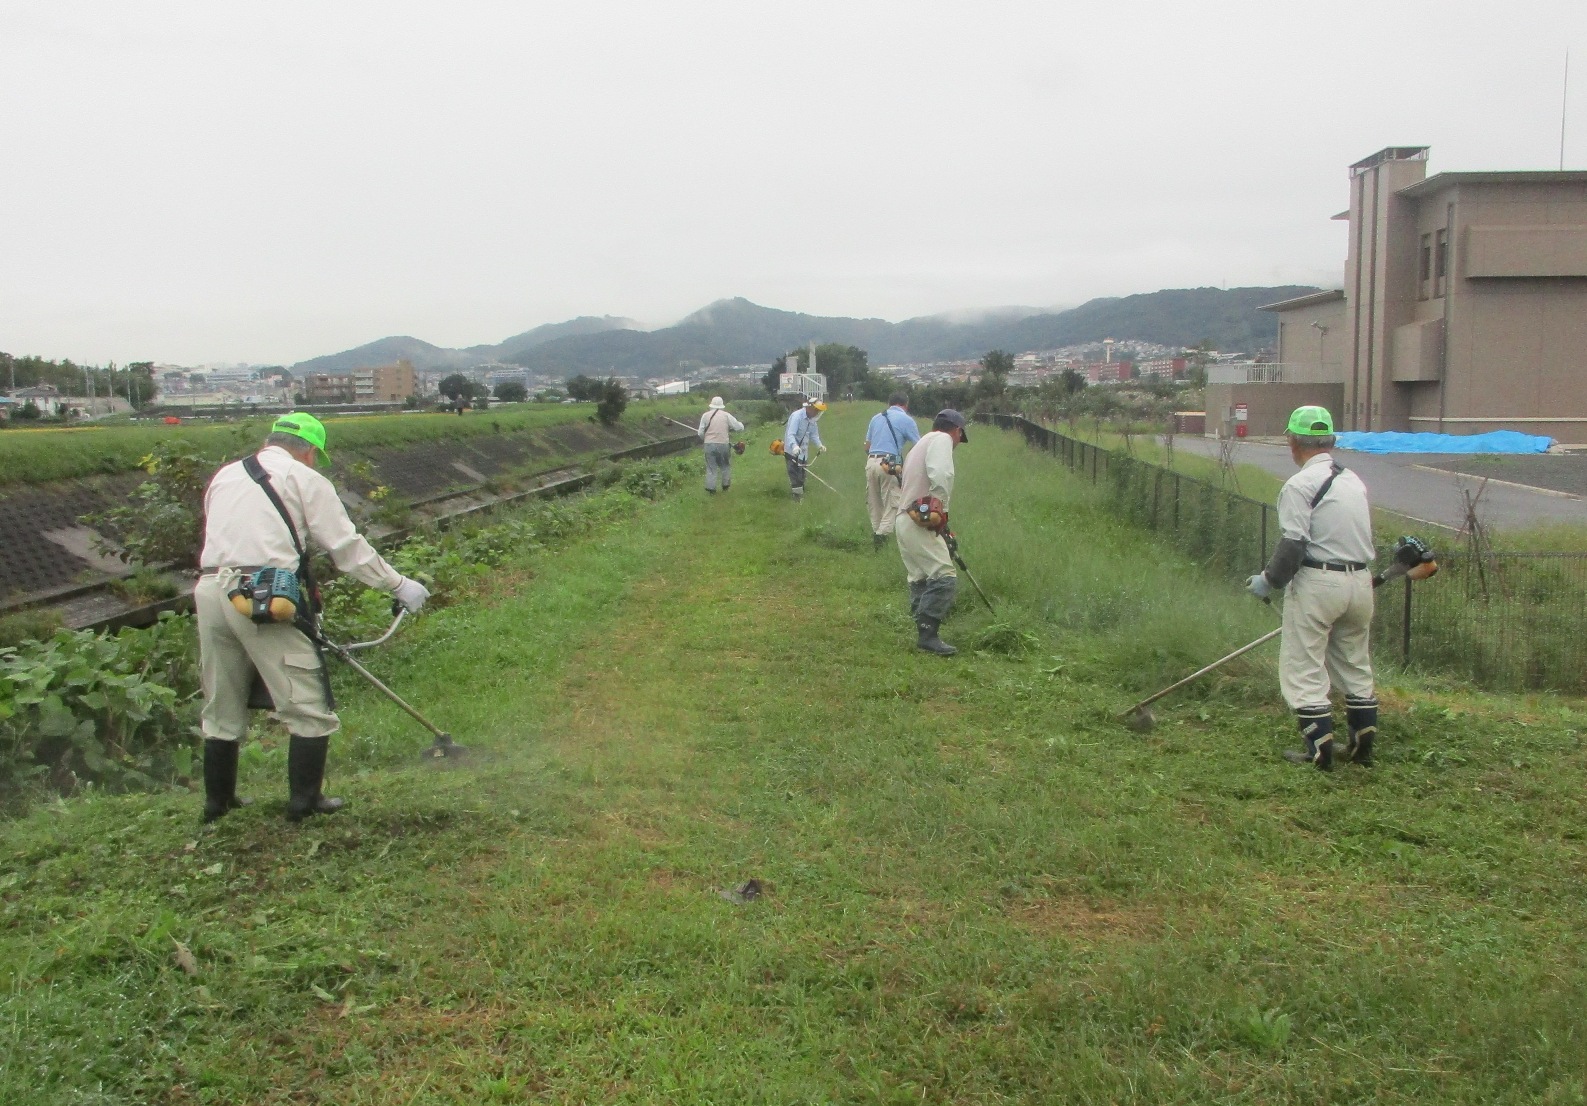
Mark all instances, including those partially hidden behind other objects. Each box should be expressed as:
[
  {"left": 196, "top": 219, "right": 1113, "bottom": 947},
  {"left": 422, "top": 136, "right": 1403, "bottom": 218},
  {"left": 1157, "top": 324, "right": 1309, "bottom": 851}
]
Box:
[
  {"left": 784, "top": 408, "right": 823, "bottom": 459},
  {"left": 864, "top": 406, "right": 920, "bottom": 459}
]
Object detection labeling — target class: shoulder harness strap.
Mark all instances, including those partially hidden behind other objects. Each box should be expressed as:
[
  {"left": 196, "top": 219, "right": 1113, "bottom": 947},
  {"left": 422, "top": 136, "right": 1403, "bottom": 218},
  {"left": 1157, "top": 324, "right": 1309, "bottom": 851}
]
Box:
[
  {"left": 883, "top": 410, "right": 907, "bottom": 454},
  {"left": 1309, "top": 462, "right": 1346, "bottom": 510},
  {"left": 242, "top": 453, "right": 325, "bottom": 644},
  {"left": 242, "top": 454, "right": 304, "bottom": 558}
]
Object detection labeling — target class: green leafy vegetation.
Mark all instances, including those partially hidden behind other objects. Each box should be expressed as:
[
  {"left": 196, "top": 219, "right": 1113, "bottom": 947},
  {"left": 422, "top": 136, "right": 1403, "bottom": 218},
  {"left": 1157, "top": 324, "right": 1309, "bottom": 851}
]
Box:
[
  {"left": 0, "top": 612, "right": 198, "bottom": 800},
  {"left": 2, "top": 406, "right": 1583, "bottom": 1103}
]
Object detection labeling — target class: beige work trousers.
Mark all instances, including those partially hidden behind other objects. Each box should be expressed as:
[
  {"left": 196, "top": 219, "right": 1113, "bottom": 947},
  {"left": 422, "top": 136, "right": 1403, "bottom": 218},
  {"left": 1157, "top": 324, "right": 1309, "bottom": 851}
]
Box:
[
  {"left": 894, "top": 514, "right": 956, "bottom": 583},
  {"left": 866, "top": 456, "right": 904, "bottom": 536},
  {"left": 196, "top": 571, "right": 339, "bottom": 742},
  {"left": 1279, "top": 566, "right": 1375, "bottom": 710}
]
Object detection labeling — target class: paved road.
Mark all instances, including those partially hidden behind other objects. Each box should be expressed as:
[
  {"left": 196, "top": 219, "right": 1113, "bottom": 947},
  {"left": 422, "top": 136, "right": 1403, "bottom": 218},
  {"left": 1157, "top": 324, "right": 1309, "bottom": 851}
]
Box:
[{"left": 1175, "top": 437, "right": 1587, "bottom": 532}]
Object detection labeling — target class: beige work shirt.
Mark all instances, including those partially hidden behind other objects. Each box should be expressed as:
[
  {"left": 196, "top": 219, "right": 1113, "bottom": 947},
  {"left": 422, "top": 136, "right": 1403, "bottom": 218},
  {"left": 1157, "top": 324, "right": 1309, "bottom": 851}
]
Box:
[
  {"left": 898, "top": 430, "right": 955, "bottom": 509},
  {"left": 697, "top": 408, "right": 744, "bottom": 445},
  {"left": 198, "top": 446, "right": 403, "bottom": 591},
  {"left": 1278, "top": 452, "right": 1375, "bottom": 566}
]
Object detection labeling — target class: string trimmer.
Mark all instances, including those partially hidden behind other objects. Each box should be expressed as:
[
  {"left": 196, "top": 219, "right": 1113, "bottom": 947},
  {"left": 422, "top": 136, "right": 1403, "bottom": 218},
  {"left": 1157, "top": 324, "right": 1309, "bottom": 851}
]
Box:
[
  {"left": 324, "top": 602, "right": 466, "bottom": 761},
  {"left": 943, "top": 531, "right": 995, "bottom": 612},
  {"left": 770, "top": 440, "right": 840, "bottom": 494},
  {"left": 1120, "top": 536, "right": 1438, "bottom": 732}
]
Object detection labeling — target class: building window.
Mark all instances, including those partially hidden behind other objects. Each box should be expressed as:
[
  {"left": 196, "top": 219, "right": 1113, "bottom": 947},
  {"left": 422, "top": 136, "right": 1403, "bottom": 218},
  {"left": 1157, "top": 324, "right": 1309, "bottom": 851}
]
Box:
[
  {"left": 1419, "top": 234, "right": 1432, "bottom": 300},
  {"left": 1433, "top": 228, "right": 1448, "bottom": 297}
]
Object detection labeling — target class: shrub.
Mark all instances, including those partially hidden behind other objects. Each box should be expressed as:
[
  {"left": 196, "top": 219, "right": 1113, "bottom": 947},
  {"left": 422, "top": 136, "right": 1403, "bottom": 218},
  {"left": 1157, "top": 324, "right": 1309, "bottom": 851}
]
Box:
[
  {"left": 596, "top": 378, "right": 629, "bottom": 426},
  {"left": 82, "top": 439, "right": 217, "bottom": 568}
]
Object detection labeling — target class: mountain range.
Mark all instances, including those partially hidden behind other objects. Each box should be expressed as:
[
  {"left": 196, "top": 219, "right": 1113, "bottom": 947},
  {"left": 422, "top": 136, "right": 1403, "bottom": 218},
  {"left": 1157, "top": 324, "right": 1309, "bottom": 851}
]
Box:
[{"left": 288, "top": 286, "right": 1321, "bottom": 379}]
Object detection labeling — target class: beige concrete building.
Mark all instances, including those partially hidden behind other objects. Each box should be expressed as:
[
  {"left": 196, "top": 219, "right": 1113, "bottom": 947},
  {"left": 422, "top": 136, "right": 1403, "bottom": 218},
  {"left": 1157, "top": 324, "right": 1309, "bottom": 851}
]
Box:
[
  {"left": 354, "top": 359, "right": 417, "bottom": 403},
  {"left": 1241, "top": 147, "right": 1587, "bottom": 443}
]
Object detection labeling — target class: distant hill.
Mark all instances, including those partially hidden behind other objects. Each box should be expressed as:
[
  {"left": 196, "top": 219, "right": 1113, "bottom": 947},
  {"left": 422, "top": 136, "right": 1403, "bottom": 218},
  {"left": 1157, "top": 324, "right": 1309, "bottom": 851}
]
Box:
[
  {"left": 290, "top": 336, "right": 480, "bottom": 377},
  {"left": 467, "top": 315, "right": 640, "bottom": 361},
  {"left": 504, "top": 286, "right": 1320, "bottom": 377},
  {"left": 290, "top": 286, "right": 1321, "bottom": 380},
  {"left": 291, "top": 316, "right": 637, "bottom": 376},
  {"left": 989, "top": 286, "right": 1320, "bottom": 354}
]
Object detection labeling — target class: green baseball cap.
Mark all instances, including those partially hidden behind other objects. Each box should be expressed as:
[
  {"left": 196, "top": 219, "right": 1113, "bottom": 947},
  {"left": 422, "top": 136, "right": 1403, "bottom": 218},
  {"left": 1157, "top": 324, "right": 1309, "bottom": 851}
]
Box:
[
  {"left": 1286, "top": 405, "right": 1335, "bottom": 437},
  {"left": 271, "top": 412, "right": 330, "bottom": 462}
]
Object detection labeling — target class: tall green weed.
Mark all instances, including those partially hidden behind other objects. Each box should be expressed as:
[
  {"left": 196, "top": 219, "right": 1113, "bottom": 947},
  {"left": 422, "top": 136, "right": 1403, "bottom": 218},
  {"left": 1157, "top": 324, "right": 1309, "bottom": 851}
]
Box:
[{"left": 0, "top": 612, "right": 198, "bottom": 799}]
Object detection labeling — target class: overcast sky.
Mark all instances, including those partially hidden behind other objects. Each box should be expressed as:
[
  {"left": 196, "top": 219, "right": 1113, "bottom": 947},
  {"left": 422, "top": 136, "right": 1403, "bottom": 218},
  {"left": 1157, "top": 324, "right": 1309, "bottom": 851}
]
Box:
[{"left": 3, "top": 1, "right": 1585, "bottom": 366}]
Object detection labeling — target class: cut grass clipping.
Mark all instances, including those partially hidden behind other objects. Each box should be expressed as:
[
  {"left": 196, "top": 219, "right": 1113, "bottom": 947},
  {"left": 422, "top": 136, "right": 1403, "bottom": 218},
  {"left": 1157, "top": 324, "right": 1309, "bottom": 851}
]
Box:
[{"left": 3, "top": 403, "right": 1586, "bottom": 1104}]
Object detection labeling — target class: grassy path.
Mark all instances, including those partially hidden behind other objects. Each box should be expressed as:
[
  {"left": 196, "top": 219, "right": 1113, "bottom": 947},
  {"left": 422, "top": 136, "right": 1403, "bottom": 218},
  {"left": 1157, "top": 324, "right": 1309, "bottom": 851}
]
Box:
[{"left": 4, "top": 406, "right": 1586, "bottom": 1103}]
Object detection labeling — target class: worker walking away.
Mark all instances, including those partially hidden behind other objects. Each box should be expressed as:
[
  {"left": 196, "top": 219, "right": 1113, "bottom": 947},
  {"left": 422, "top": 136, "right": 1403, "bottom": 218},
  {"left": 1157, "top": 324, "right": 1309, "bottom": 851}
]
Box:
[
  {"left": 195, "top": 413, "right": 431, "bottom": 823},
  {"left": 894, "top": 409, "right": 969, "bottom": 655},
  {"left": 783, "top": 398, "right": 826, "bottom": 501},
  {"left": 1246, "top": 405, "right": 1379, "bottom": 771},
  {"left": 697, "top": 395, "right": 745, "bottom": 494},
  {"left": 863, "top": 392, "right": 920, "bottom": 550}
]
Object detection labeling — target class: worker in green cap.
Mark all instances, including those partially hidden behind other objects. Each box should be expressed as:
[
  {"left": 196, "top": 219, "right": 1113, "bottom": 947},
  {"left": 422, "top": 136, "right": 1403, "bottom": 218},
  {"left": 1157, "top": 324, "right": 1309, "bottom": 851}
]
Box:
[
  {"left": 1246, "top": 405, "right": 1379, "bottom": 772},
  {"left": 193, "top": 412, "right": 430, "bottom": 824}
]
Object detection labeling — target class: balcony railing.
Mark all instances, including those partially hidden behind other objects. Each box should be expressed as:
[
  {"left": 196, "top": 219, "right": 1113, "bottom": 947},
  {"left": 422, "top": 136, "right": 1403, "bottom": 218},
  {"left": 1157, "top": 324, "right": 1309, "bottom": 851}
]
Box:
[{"left": 1206, "top": 362, "right": 1341, "bottom": 385}]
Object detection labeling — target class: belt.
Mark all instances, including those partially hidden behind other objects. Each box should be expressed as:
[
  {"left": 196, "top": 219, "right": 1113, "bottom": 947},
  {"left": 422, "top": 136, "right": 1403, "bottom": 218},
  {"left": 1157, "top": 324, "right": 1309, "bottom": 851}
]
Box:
[
  {"left": 200, "top": 565, "right": 263, "bottom": 575},
  {"left": 1302, "top": 558, "right": 1368, "bottom": 572},
  {"left": 869, "top": 452, "right": 900, "bottom": 461}
]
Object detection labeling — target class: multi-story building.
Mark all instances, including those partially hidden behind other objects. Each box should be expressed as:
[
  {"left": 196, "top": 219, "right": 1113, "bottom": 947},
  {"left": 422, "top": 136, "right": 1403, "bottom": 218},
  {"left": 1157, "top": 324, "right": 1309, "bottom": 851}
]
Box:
[
  {"left": 352, "top": 359, "right": 416, "bottom": 403},
  {"left": 1136, "top": 358, "right": 1187, "bottom": 380},
  {"left": 303, "top": 373, "right": 356, "bottom": 404},
  {"left": 1083, "top": 361, "right": 1134, "bottom": 383},
  {"left": 1214, "top": 147, "right": 1587, "bottom": 441}
]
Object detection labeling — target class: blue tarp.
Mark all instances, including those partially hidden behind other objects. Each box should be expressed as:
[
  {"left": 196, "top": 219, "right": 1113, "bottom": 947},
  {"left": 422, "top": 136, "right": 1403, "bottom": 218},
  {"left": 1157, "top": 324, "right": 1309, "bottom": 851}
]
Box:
[{"left": 1334, "top": 430, "right": 1553, "bottom": 455}]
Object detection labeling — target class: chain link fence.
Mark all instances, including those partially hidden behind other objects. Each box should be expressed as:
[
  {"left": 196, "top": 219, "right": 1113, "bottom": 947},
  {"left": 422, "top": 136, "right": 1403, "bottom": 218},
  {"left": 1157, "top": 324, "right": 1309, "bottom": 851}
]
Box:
[{"left": 983, "top": 413, "right": 1587, "bottom": 694}]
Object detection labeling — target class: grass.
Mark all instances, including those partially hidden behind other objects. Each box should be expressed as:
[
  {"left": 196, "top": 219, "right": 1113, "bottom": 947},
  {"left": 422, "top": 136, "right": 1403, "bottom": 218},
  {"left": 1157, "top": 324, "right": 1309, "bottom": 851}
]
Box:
[
  {"left": 0, "top": 398, "right": 705, "bottom": 487},
  {"left": 3, "top": 404, "right": 1586, "bottom": 1103}
]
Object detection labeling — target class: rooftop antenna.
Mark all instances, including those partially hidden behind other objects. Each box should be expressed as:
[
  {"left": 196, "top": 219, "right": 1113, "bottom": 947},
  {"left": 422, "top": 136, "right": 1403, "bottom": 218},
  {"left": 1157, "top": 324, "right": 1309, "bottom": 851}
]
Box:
[{"left": 1562, "top": 50, "right": 1571, "bottom": 170}]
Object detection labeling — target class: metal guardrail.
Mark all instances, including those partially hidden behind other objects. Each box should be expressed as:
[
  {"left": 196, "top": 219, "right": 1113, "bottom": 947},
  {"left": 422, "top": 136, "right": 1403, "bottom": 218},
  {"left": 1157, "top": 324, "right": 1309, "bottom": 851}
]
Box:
[{"left": 981, "top": 413, "right": 1587, "bottom": 694}]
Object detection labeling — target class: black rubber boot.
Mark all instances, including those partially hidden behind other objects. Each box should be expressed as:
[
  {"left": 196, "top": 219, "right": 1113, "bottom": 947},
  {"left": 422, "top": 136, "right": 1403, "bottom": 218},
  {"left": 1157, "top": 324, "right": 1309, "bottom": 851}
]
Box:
[
  {"left": 1345, "top": 696, "right": 1379, "bottom": 766},
  {"left": 286, "top": 735, "right": 345, "bottom": 822},
  {"left": 916, "top": 617, "right": 957, "bottom": 656},
  {"left": 1282, "top": 708, "right": 1335, "bottom": 771},
  {"left": 202, "top": 739, "right": 251, "bottom": 824},
  {"left": 873, "top": 533, "right": 887, "bottom": 551}
]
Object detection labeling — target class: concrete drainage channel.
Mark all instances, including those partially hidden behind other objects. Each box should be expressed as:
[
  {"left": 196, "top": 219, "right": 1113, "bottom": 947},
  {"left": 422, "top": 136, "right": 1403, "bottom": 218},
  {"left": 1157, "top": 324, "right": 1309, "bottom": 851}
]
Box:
[{"left": 0, "top": 427, "right": 696, "bottom": 635}]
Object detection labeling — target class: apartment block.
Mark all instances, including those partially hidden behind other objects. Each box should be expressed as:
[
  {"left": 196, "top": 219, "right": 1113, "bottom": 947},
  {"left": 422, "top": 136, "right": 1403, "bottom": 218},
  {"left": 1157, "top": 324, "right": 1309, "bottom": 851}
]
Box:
[
  {"left": 1256, "top": 147, "right": 1587, "bottom": 443},
  {"left": 353, "top": 359, "right": 417, "bottom": 403}
]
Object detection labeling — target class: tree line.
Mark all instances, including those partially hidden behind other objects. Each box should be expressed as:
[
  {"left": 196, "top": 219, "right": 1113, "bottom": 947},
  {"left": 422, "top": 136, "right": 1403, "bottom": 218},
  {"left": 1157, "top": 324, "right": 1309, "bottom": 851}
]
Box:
[
  {"left": 1, "top": 352, "right": 158, "bottom": 414},
  {"left": 436, "top": 372, "right": 629, "bottom": 425}
]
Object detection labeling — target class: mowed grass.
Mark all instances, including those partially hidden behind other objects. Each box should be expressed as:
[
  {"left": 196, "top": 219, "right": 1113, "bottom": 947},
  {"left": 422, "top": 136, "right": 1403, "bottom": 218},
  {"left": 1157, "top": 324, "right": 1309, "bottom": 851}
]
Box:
[{"left": 3, "top": 405, "right": 1586, "bottom": 1104}]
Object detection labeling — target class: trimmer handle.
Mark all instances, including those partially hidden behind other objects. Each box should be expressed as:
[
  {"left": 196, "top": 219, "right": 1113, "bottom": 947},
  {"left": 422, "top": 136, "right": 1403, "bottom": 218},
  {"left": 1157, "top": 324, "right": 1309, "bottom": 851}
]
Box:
[{"left": 343, "top": 606, "right": 407, "bottom": 653}]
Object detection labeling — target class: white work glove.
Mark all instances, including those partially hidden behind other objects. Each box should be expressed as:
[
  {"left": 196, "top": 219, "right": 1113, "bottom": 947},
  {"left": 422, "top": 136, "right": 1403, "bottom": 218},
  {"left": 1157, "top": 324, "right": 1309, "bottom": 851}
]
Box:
[
  {"left": 817, "top": 444, "right": 828, "bottom": 455},
  {"left": 1246, "top": 573, "right": 1272, "bottom": 600},
  {"left": 393, "top": 576, "right": 431, "bottom": 613}
]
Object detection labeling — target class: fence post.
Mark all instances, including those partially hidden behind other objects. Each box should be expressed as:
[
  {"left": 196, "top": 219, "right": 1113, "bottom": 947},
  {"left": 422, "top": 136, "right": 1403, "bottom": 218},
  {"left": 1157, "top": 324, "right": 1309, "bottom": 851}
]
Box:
[
  {"left": 1173, "top": 473, "right": 1181, "bottom": 531},
  {"left": 1402, "top": 579, "right": 1413, "bottom": 666}
]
